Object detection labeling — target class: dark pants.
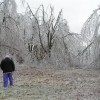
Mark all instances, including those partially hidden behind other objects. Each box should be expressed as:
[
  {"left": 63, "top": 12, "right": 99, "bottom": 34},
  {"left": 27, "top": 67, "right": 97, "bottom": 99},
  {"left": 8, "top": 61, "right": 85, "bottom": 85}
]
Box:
[{"left": 3, "top": 72, "right": 13, "bottom": 88}]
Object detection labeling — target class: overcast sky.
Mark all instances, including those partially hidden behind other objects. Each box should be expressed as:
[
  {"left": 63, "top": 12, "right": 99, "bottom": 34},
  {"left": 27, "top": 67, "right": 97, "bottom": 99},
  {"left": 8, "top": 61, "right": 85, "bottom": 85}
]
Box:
[{"left": 16, "top": 0, "right": 100, "bottom": 33}]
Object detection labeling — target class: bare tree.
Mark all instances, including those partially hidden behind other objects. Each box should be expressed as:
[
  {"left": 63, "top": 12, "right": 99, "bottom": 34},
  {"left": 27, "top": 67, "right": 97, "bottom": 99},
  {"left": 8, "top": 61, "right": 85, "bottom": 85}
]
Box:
[{"left": 26, "top": 4, "right": 62, "bottom": 58}]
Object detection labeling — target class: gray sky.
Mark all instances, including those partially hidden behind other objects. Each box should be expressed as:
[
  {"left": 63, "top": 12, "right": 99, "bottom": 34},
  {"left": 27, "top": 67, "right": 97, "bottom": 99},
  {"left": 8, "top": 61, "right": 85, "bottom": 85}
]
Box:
[{"left": 16, "top": 0, "right": 100, "bottom": 33}]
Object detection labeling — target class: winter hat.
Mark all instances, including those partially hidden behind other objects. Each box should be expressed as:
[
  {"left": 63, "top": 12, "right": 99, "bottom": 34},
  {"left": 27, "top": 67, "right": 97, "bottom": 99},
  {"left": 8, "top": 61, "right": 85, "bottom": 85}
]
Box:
[{"left": 5, "top": 54, "right": 11, "bottom": 59}]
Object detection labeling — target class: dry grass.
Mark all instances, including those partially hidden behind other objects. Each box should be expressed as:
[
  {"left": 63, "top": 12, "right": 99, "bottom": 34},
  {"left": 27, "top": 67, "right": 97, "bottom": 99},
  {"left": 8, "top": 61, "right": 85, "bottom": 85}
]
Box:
[{"left": 0, "top": 66, "right": 100, "bottom": 100}]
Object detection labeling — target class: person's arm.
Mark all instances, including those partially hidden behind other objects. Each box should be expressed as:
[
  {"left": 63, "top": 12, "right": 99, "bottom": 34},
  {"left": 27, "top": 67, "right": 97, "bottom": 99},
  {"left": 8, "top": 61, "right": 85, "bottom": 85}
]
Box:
[
  {"left": 0, "top": 60, "right": 4, "bottom": 71},
  {"left": 11, "top": 60, "right": 15, "bottom": 71}
]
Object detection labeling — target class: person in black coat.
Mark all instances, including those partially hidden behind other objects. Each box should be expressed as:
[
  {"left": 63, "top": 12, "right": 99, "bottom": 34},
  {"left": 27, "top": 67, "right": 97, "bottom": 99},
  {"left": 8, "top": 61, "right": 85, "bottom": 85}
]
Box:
[{"left": 0, "top": 55, "right": 15, "bottom": 88}]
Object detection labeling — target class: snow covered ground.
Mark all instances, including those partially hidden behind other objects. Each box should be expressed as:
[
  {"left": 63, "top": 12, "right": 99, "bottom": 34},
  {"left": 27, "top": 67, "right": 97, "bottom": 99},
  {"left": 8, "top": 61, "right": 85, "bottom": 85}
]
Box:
[{"left": 0, "top": 66, "right": 100, "bottom": 100}]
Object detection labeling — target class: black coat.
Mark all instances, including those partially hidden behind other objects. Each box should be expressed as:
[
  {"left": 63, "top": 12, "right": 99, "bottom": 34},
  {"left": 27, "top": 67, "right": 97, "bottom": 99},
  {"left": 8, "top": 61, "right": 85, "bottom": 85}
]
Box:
[{"left": 0, "top": 57, "right": 15, "bottom": 73}]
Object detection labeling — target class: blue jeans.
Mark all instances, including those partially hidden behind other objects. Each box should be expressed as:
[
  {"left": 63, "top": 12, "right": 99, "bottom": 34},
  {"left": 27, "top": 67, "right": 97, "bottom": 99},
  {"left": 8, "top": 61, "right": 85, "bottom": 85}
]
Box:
[{"left": 3, "top": 72, "right": 13, "bottom": 88}]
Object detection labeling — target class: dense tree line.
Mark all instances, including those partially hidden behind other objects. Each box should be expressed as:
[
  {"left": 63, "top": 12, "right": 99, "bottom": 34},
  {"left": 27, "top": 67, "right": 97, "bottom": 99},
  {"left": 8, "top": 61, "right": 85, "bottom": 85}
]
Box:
[{"left": 0, "top": 0, "right": 100, "bottom": 69}]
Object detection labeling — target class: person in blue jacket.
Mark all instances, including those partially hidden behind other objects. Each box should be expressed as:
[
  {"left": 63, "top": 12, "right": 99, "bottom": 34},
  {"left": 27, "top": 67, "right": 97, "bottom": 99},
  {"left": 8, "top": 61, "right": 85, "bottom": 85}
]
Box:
[{"left": 0, "top": 54, "right": 15, "bottom": 88}]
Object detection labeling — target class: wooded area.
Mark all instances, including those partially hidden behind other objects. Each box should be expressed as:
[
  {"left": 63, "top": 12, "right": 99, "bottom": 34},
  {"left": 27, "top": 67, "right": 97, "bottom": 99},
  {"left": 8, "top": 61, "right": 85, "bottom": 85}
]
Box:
[{"left": 0, "top": 0, "right": 100, "bottom": 69}]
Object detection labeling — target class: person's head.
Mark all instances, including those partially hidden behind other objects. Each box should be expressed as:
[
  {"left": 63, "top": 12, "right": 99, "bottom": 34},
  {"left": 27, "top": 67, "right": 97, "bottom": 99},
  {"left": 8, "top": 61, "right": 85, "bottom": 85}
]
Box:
[{"left": 5, "top": 54, "right": 12, "bottom": 59}]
